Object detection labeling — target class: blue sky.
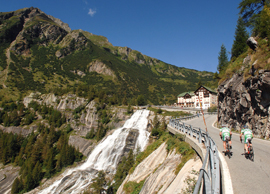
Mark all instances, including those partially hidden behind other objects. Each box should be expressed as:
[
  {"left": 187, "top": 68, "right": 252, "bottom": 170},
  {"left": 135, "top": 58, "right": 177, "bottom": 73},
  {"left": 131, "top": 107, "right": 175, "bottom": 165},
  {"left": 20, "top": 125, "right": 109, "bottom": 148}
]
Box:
[{"left": 2, "top": 0, "right": 244, "bottom": 72}]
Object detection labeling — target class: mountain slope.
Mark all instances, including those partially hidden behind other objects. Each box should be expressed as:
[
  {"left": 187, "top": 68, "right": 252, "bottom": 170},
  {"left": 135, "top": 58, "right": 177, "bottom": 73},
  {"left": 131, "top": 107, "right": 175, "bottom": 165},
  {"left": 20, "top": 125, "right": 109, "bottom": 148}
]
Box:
[
  {"left": 0, "top": 7, "right": 216, "bottom": 104},
  {"left": 217, "top": 37, "right": 270, "bottom": 137}
]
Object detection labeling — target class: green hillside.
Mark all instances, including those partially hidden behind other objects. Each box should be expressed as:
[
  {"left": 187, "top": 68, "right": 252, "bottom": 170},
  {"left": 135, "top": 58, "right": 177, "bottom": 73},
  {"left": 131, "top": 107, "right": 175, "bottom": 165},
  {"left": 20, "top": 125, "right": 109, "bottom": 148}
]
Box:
[{"left": 0, "top": 7, "right": 216, "bottom": 105}]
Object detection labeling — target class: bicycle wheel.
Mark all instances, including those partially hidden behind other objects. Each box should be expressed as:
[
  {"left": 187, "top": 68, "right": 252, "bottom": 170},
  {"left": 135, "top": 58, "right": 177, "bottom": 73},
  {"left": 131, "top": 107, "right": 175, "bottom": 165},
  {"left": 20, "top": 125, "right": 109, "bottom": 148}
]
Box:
[
  {"left": 226, "top": 141, "right": 231, "bottom": 158},
  {"left": 250, "top": 147, "right": 254, "bottom": 161}
]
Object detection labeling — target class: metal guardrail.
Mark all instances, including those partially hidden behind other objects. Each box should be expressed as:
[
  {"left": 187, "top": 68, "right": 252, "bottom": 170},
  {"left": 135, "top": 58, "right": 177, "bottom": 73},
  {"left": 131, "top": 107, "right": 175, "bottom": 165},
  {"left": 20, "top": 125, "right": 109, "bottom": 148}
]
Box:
[
  {"left": 169, "top": 113, "right": 220, "bottom": 194},
  {"left": 175, "top": 112, "right": 218, "bottom": 121}
]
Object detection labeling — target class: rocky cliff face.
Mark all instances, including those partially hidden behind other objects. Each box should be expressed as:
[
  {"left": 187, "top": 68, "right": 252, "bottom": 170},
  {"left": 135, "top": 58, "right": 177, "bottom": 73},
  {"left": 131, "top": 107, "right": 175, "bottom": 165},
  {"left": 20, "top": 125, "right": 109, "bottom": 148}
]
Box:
[
  {"left": 218, "top": 69, "right": 270, "bottom": 138},
  {"left": 88, "top": 60, "right": 115, "bottom": 77},
  {"left": 22, "top": 92, "right": 130, "bottom": 149},
  {"left": 117, "top": 142, "right": 201, "bottom": 194}
]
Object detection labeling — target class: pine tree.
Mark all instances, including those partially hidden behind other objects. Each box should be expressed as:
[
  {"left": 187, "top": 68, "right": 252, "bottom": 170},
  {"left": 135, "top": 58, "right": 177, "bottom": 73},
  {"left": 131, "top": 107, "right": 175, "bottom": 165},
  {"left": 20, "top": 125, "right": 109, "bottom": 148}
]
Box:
[
  {"left": 256, "top": 5, "right": 270, "bottom": 39},
  {"left": 239, "top": 0, "right": 268, "bottom": 27},
  {"left": 217, "top": 44, "right": 229, "bottom": 73},
  {"left": 30, "top": 139, "right": 42, "bottom": 165},
  {"left": 91, "top": 171, "right": 106, "bottom": 194},
  {"left": 136, "top": 95, "right": 145, "bottom": 106},
  {"left": 45, "top": 148, "right": 55, "bottom": 178},
  {"left": 32, "top": 161, "right": 43, "bottom": 187},
  {"left": 15, "top": 147, "right": 25, "bottom": 166},
  {"left": 11, "top": 177, "right": 23, "bottom": 194},
  {"left": 160, "top": 117, "right": 167, "bottom": 131},
  {"left": 24, "top": 132, "right": 36, "bottom": 159},
  {"left": 25, "top": 173, "right": 34, "bottom": 191},
  {"left": 153, "top": 113, "right": 160, "bottom": 129},
  {"left": 231, "top": 17, "right": 249, "bottom": 60},
  {"left": 127, "top": 104, "right": 133, "bottom": 114},
  {"left": 126, "top": 150, "right": 135, "bottom": 170}
]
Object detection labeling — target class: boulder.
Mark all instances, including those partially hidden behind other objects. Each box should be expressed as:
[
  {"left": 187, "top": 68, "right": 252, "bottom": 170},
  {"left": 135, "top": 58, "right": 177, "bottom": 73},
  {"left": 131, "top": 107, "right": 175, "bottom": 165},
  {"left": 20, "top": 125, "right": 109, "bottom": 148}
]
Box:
[{"left": 247, "top": 37, "right": 258, "bottom": 50}]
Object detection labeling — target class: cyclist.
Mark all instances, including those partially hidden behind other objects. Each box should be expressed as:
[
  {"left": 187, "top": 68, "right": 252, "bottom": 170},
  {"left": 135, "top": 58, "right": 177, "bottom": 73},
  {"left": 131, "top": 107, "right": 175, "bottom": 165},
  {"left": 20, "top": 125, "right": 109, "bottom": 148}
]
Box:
[
  {"left": 219, "top": 124, "right": 232, "bottom": 152},
  {"left": 240, "top": 125, "right": 253, "bottom": 153}
]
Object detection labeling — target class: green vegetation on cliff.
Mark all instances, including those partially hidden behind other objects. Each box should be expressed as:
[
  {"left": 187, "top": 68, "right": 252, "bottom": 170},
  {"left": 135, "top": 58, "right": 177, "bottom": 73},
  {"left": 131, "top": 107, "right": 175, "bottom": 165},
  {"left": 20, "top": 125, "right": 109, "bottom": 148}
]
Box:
[{"left": 217, "top": 1, "right": 270, "bottom": 83}]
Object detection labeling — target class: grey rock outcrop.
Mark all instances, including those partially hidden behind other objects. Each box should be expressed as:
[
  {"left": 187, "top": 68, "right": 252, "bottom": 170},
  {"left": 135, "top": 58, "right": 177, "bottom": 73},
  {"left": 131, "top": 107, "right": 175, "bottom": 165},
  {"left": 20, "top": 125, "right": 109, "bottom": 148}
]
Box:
[
  {"left": 55, "top": 31, "right": 88, "bottom": 58},
  {"left": 47, "top": 15, "right": 71, "bottom": 32},
  {"left": 218, "top": 70, "right": 270, "bottom": 138},
  {"left": 88, "top": 60, "right": 115, "bottom": 77},
  {"left": 0, "top": 125, "right": 33, "bottom": 136},
  {"left": 69, "top": 135, "right": 96, "bottom": 157},
  {"left": 117, "top": 142, "right": 201, "bottom": 194},
  {"left": 247, "top": 37, "right": 258, "bottom": 50},
  {"left": 22, "top": 92, "right": 131, "bottom": 136},
  {"left": 118, "top": 47, "right": 132, "bottom": 56},
  {"left": 57, "top": 94, "right": 87, "bottom": 110}
]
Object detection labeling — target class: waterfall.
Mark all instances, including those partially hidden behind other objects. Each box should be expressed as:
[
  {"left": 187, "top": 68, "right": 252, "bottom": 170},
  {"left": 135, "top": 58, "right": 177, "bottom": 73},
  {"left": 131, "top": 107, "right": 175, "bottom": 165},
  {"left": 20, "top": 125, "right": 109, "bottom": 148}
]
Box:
[{"left": 39, "top": 109, "right": 150, "bottom": 194}]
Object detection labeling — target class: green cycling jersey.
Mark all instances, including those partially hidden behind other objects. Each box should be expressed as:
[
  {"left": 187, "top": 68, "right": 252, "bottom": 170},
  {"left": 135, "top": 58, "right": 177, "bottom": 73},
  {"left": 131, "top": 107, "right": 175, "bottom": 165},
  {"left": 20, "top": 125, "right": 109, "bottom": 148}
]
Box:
[
  {"left": 241, "top": 128, "right": 253, "bottom": 144},
  {"left": 220, "top": 127, "right": 231, "bottom": 141}
]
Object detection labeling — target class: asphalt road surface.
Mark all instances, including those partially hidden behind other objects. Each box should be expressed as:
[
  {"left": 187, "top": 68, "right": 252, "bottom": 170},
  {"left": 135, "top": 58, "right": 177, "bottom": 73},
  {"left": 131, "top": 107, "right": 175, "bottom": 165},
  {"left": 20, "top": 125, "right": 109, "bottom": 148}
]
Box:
[{"left": 183, "top": 114, "right": 270, "bottom": 194}]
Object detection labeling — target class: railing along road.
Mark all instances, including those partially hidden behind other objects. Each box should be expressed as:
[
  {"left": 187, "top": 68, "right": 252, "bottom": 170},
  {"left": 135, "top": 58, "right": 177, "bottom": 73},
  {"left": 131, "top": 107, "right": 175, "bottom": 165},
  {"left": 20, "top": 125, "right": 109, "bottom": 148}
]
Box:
[{"left": 169, "top": 112, "right": 220, "bottom": 194}]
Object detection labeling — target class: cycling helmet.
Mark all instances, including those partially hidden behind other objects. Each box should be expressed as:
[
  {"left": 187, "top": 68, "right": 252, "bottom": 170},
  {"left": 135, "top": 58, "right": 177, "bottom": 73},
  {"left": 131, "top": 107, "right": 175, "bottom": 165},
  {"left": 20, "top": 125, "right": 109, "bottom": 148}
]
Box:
[
  {"left": 243, "top": 124, "right": 248, "bottom": 129},
  {"left": 221, "top": 123, "right": 226, "bottom": 127}
]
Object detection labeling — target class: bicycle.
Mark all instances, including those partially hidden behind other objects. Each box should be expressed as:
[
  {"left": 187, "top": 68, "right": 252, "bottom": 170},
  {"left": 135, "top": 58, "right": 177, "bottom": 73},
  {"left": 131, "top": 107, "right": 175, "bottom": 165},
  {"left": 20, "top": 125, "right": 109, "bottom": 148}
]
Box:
[
  {"left": 241, "top": 138, "right": 254, "bottom": 161},
  {"left": 222, "top": 136, "right": 232, "bottom": 158}
]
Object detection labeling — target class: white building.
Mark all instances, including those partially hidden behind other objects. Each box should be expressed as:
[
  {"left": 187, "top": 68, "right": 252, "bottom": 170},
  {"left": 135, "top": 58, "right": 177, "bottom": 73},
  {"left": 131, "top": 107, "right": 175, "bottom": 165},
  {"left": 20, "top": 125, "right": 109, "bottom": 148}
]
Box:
[
  {"left": 177, "top": 91, "right": 196, "bottom": 107},
  {"left": 177, "top": 86, "right": 217, "bottom": 109}
]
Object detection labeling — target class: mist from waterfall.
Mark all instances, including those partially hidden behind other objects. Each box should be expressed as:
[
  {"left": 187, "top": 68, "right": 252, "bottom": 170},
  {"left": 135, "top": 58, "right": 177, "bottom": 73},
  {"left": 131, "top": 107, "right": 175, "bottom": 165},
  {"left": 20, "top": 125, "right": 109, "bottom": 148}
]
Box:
[{"left": 39, "top": 109, "right": 150, "bottom": 194}]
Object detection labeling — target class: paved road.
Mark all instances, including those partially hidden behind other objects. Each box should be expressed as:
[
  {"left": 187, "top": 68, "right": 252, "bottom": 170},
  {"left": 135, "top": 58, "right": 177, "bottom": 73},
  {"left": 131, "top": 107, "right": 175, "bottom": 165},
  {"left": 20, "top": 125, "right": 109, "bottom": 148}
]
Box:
[{"left": 183, "top": 115, "right": 270, "bottom": 194}]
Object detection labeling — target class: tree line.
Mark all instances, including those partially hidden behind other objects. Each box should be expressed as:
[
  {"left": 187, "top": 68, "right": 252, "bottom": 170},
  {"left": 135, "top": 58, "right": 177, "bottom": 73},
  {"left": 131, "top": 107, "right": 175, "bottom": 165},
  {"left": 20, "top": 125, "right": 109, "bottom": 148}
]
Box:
[
  {"left": 217, "top": 0, "right": 270, "bottom": 74},
  {"left": 6, "top": 125, "right": 83, "bottom": 194},
  {"left": 0, "top": 100, "right": 66, "bottom": 128},
  {"left": 0, "top": 99, "right": 83, "bottom": 193}
]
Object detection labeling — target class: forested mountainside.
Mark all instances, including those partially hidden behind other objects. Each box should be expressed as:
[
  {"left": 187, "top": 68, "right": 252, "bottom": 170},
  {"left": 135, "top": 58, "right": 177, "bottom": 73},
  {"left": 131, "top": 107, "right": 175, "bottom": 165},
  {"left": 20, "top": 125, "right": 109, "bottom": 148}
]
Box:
[{"left": 0, "top": 7, "right": 215, "bottom": 105}]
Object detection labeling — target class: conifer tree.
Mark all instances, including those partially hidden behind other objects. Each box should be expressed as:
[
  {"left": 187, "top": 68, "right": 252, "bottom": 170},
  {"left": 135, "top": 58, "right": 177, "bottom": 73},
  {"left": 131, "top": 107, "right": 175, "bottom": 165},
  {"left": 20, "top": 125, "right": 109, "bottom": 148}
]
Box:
[
  {"left": 217, "top": 44, "right": 229, "bottom": 73},
  {"left": 45, "top": 148, "right": 54, "bottom": 177},
  {"left": 239, "top": 0, "right": 269, "bottom": 27},
  {"left": 153, "top": 113, "right": 160, "bottom": 129},
  {"left": 91, "top": 171, "right": 106, "bottom": 194},
  {"left": 15, "top": 147, "right": 25, "bottom": 166},
  {"left": 256, "top": 5, "right": 270, "bottom": 39},
  {"left": 30, "top": 139, "right": 42, "bottom": 165},
  {"left": 231, "top": 17, "right": 249, "bottom": 60},
  {"left": 126, "top": 149, "right": 135, "bottom": 170},
  {"left": 32, "top": 161, "right": 43, "bottom": 186},
  {"left": 25, "top": 173, "right": 34, "bottom": 191},
  {"left": 11, "top": 177, "right": 23, "bottom": 194},
  {"left": 160, "top": 117, "right": 167, "bottom": 131},
  {"left": 136, "top": 95, "right": 145, "bottom": 106}
]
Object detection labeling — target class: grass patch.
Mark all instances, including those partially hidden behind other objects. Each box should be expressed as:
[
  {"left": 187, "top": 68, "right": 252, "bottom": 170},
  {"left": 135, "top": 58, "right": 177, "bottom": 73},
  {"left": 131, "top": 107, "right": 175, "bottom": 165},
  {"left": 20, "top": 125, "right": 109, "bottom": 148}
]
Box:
[
  {"left": 219, "top": 37, "right": 270, "bottom": 85},
  {"left": 175, "top": 150, "right": 196, "bottom": 175},
  {"left": 148, "top": 107, "right": 191, "bottom": 117},
  {"left": 123, "top": 180, "right": 145, "bottom": 194},
  {"left": 165, "top": 135, "right": 196, "bottom": 174}
]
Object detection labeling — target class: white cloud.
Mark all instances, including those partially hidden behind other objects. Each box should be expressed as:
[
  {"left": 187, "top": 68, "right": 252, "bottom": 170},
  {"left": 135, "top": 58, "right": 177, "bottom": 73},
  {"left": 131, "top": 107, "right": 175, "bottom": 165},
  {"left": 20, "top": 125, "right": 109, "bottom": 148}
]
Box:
[{"left": 88, "top": 8, "right": 96, "bottom": 17}]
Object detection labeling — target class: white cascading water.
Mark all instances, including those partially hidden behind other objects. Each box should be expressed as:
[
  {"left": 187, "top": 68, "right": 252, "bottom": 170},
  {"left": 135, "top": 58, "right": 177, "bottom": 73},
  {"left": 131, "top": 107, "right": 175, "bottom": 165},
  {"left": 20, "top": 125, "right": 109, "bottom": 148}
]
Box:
[{"left": 39, "top": 109, "right": 150, "bottom": 194}]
